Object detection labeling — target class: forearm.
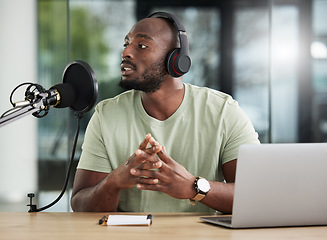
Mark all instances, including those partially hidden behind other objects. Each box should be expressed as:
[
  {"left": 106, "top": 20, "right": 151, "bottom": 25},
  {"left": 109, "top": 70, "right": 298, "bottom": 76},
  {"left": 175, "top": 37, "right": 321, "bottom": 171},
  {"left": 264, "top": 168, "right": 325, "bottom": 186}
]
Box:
[
  {"left": 199, "top": 182, "right": 234, "bottom": 214},
  {"left": 71, "top": 173, "right": 121, "bottom": 212}
]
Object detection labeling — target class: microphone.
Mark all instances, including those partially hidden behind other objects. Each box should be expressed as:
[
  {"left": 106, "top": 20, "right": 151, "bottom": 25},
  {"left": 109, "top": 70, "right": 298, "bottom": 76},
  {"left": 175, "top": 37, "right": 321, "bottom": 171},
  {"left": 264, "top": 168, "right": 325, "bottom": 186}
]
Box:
[
  {"left": 25, "top": 60, "right": 97, "bottom": 114},
  {"left": 47, "top": 83, "right": 76, "bottom": 108},
  {"left": 0, "top": 60, "right": 97, "bottom": 127}
]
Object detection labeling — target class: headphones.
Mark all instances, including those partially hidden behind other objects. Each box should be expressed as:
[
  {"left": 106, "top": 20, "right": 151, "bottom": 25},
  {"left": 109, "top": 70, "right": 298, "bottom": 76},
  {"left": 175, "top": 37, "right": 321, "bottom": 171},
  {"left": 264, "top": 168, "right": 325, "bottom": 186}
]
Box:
[{"left": 147, "top": 11, "right": 191, "bottom": 77}]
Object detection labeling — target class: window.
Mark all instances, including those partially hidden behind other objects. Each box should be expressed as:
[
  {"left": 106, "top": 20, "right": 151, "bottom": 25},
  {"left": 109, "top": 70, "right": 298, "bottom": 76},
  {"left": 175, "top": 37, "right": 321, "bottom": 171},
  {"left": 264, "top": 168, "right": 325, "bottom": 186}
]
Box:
[{"left": 35, "top": 0, "right": 326, "bottom": 211}]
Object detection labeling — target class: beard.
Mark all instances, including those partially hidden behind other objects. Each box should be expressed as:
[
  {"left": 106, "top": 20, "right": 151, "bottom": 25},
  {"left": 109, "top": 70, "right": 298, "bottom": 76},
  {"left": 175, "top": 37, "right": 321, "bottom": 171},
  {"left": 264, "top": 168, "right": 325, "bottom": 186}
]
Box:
[{"left": 119, "top": 59, "right": 167, "bottom": 93}]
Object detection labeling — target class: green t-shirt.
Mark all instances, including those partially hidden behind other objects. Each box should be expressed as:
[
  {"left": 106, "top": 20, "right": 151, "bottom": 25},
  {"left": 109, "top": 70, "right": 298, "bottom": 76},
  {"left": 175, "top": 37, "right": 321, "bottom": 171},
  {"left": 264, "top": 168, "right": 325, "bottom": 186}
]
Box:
[{"left": 77, "top": 83, "right": 260, "bottom": 212}]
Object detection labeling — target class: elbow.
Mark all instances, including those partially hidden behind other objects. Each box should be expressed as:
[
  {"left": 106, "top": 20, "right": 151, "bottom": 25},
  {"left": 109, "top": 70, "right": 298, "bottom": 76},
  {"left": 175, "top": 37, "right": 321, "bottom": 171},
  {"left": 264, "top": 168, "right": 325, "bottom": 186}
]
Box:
[{"left": 70, "top": 193, "right": 83, "bottom": 212}]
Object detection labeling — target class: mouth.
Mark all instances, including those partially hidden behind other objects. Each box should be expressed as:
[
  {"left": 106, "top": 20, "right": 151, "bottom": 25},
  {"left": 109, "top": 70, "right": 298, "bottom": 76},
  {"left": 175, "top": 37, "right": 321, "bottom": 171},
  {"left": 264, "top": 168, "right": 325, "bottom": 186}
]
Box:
[
  {"left": 122, "top": 67, "right": 133, "bottom": 71},
  {"left": 121, "top": 60, "right": 136, "bottom": 76}
]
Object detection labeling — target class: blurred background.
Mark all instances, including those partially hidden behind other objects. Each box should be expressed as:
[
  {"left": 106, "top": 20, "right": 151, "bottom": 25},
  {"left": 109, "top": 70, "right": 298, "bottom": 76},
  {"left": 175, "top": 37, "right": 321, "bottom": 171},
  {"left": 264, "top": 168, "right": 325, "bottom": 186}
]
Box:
[{"left": 0, "top": 0, "right": 326, "bottom": 212}]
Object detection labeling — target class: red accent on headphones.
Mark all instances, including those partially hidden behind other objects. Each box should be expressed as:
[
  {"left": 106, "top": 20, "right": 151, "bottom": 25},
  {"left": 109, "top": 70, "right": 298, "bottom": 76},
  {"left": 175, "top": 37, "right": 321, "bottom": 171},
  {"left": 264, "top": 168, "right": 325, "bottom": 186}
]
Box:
[{"left": 172, "top": 53, "right": 182, "bottom": 76}]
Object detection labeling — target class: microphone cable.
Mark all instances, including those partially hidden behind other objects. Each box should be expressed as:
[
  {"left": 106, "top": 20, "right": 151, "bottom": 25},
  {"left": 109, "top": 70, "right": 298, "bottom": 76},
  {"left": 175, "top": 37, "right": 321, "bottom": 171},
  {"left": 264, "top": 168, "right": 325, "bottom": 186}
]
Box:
[{"left": 27, "top": 112, "right": 83, "bottom": 212}]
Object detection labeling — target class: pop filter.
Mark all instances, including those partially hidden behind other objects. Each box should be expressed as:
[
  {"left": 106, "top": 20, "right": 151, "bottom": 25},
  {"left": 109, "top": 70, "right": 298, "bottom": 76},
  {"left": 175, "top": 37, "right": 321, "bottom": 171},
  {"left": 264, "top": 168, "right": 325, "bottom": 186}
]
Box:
[{"left": 62, "top": 60, "right": 98, "bottom": 114}]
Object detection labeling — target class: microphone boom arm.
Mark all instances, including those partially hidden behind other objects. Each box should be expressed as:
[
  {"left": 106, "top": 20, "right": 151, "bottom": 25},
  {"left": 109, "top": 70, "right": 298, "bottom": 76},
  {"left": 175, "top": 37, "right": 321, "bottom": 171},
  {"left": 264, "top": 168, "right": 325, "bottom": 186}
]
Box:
[{"left": 0, "top": 95, "right": 49, "bottom": 127}]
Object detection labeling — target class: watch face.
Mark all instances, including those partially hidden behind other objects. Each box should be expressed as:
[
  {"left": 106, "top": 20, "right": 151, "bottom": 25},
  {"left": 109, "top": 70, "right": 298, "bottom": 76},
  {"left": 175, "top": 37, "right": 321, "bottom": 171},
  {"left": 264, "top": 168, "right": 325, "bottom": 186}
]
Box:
[{"left": 197, "top": 178, "right": 210, "bottom": 193}]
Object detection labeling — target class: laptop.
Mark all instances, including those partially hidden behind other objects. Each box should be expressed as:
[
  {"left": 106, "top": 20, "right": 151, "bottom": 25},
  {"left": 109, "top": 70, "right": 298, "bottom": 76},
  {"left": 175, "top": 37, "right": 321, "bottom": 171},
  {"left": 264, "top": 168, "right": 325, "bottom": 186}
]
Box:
[{"left": 200, "top": 143, "right": 327, "bottom": 228}]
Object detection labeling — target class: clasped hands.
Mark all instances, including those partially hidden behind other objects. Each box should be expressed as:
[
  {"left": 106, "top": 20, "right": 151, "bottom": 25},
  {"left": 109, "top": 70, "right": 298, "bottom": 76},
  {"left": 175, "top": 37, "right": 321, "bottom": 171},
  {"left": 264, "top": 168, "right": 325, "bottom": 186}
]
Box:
[{"left": 118, "top": 133, "right": 196, "bottom": 200}]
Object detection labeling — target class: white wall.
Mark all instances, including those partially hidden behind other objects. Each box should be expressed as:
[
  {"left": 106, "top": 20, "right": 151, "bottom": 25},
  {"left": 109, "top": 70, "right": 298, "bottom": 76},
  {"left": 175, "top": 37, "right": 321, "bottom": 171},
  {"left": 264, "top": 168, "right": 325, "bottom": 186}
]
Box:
[{"left": 0, "top": 0, "right": 37, "bottom": 205}]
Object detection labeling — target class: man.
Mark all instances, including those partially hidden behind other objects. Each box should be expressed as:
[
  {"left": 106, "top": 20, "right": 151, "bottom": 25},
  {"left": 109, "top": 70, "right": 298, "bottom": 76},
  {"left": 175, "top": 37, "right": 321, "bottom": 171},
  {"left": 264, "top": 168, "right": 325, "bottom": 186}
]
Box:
[{"left": 71, "top": 12, "right": 260, "bottom": 213}]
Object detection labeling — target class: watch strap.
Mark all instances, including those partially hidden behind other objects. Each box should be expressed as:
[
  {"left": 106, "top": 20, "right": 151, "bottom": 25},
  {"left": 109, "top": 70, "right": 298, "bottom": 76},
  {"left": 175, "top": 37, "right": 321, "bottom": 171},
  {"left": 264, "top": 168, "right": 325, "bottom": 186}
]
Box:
[
  {"left": 189, "top": 177, "right": 209, "bottom": 205},
  {"left": 192, "top": 193, "right": 206, "bottom": 202},
  {"left": 189, "top": 193, "right": 206, "bottom": 205}
]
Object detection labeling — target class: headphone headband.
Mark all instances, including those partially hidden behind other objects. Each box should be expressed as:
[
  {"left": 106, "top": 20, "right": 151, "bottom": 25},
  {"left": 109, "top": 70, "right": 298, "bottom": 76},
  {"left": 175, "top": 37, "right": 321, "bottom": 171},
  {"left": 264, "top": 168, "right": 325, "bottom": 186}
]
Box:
[
  {"left": 147, "top": 11, "right": 186, "bottom": 32},
  {"left": 147, "top": 11, "right": 191, "bottom": 77}
]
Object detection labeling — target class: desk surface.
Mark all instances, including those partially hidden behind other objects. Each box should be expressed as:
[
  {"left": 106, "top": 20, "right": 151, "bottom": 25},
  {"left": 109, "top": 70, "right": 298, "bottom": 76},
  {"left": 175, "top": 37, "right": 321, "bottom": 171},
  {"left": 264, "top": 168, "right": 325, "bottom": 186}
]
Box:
[{"left": 1, "top": 212, "right": 327, "bottom": 240}]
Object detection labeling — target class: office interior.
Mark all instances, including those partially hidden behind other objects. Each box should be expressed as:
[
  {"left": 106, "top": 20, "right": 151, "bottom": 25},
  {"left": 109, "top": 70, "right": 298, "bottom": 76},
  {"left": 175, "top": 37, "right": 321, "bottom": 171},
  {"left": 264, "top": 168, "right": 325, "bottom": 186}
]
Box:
[{"left": 0, "top": 0, "right": 326, "bottom": 212}]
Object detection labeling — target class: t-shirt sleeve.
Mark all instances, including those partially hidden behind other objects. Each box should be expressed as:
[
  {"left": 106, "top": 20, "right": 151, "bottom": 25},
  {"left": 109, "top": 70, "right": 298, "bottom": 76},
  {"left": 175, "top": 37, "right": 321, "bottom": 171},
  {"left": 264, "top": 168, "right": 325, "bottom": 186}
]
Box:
[
  {"left": 77, "top": 105, "right": 112, "bottom": 173},
  {"left": 221, "top": 100, "right": 260, "bottom": 164}
]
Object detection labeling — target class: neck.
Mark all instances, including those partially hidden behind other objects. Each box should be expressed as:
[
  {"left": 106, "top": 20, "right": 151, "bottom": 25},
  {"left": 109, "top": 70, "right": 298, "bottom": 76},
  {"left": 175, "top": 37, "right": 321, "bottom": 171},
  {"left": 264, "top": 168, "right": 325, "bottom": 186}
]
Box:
[{"left": 141, "top": 80, "right": 184, "bottom": 121}]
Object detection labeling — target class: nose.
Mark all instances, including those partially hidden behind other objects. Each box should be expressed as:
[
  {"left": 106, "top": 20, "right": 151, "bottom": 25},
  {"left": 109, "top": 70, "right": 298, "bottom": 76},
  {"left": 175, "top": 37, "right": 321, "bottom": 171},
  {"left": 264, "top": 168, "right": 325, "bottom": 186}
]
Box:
[{"left": 121, "top": 45, "right": 133, "bottom": 60}]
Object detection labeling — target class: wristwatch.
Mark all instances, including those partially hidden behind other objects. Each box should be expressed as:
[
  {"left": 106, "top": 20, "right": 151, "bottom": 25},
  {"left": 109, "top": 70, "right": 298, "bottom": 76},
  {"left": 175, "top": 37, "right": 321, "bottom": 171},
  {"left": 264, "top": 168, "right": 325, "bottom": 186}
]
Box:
[{"left": 189, "top": 177, "right": 211, "bottom": 205}]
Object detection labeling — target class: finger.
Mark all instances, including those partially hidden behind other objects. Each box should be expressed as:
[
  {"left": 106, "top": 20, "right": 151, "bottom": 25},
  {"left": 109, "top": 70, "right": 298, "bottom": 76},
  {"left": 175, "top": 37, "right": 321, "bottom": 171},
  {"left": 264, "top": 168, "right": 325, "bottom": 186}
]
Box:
[
  {"left": 124, "top": 148, "right": 154, "bottom": 167},
  {"left": 151, "top": 161, "right": 171, "bottom": 183},
  {"left": 130, "top": 168, "right": 163, "bottom": 180},
  {"left": 135, "top": 148, "right": 161, "bottom": 162},
  {"left": 130, "top": 168, "right": 172, "bottom": 185},
  {"left": 137, "top": 177, "right": 159, "bottom": 185},
  {"left": 137, "top": 160, "right": 162, "bottom": 170},
  {"left": 148, "top": 136, "right": 159, "bottom": 147},
  {"left": 161, "top": 145, "right": 167, "bottom": 153},
  {"left": 136, "top": 183, "right": 166, "bottom": 192},
  {"left": 144, "top": 144, "right": 162, "bottom": 155},
  {"left": 157, "top": 146, "right": 173, "bottom": 164},
  {"left": 138, "top": 133, "right": 152, "bottom": 150}
]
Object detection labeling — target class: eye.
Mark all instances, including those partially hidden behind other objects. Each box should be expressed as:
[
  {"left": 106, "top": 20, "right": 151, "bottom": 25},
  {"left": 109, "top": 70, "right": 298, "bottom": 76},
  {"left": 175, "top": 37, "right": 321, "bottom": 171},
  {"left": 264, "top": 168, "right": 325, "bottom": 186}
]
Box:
[
  {"left": 123, "top": 43, "right": 128, "bottom": 49},
  {"left": 138, "top": 44, "right": 148, "bottom": 49}
]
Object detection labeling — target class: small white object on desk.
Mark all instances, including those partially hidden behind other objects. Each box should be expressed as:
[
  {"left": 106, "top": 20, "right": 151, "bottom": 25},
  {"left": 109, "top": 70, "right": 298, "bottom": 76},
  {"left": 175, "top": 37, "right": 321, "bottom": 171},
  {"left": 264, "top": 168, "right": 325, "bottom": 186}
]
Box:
[{"left": 107, "top": 214, "right": 153, "bottom": 226}]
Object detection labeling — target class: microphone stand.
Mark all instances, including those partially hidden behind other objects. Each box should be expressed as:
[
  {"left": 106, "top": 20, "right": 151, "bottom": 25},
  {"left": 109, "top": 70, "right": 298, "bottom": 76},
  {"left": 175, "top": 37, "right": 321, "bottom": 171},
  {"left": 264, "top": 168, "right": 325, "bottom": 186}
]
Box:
[
  {"left": 27, "top": 112, "right": 83, "bottom": 212},
  {"left": 2, "top": 61, "right": 97, "bottom": 212},
  {"left": 0, "top": 87, "right": 83, "bottom": 212}
]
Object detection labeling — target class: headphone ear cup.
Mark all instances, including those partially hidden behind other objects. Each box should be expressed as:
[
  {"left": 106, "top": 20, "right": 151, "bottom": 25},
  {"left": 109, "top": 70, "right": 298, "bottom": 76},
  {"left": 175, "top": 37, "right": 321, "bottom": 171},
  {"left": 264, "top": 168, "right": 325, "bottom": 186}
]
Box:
[{"left": 166, "top": 49, "right": 182, "bottom": 77}]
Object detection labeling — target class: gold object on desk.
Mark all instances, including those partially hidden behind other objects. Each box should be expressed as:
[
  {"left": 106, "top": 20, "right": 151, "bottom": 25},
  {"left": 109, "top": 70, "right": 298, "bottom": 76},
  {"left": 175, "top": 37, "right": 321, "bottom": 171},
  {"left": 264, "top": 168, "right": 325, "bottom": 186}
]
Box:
[{"left": 1, "top": 212, "right": 327, "bottom": 239}]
